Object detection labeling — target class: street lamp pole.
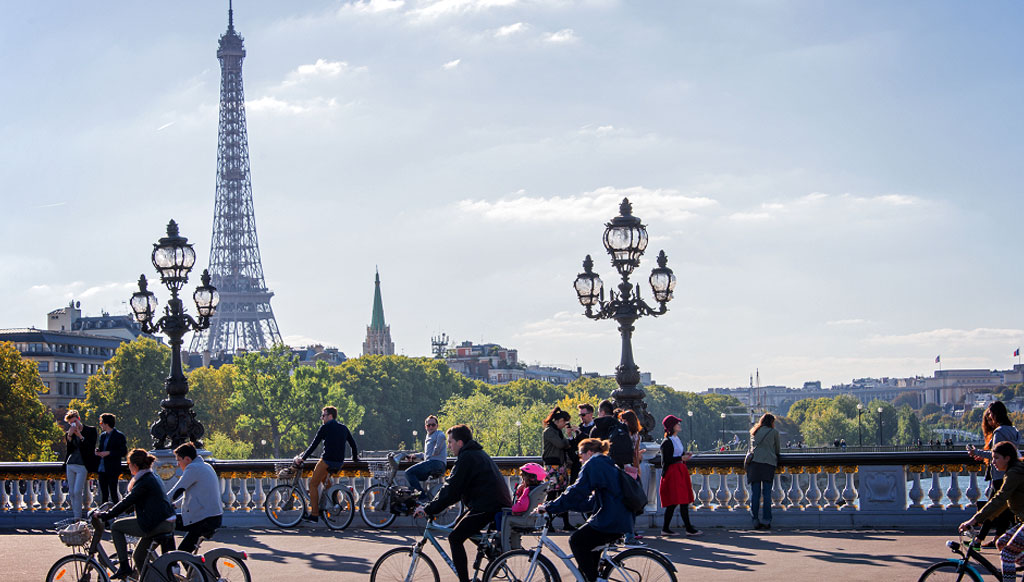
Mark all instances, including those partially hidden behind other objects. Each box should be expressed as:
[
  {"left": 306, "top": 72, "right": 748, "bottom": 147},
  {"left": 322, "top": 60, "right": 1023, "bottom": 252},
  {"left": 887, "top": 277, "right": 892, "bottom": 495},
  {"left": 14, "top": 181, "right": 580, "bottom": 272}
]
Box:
[
  {"left": 720, "top": 412, "right": 727, "bottom": 448},
  {"left": 857, "top": 403, "right": 864, "bottom": 448},
  {"left": 687, "top": 410, "right": 694, "bottom": 450},
  {"left": 515, "top": 420, "right": 522, "bottom": 456},
  {"left": 877, "top": 407, "right": 884, "bottom": 447},
  {"left": 129, "top": 220, "right": 219, "bottom": 449},
  {"left": 573, "top": 199, "right": 676, "bottom": 439}
]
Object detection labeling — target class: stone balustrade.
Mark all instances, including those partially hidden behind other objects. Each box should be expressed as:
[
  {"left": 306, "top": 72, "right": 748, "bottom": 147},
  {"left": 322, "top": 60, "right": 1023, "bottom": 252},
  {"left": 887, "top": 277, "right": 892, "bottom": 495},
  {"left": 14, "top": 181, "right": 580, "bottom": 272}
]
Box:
[{"left": 0, "top": 451, "right": 980, "bottom": 529}]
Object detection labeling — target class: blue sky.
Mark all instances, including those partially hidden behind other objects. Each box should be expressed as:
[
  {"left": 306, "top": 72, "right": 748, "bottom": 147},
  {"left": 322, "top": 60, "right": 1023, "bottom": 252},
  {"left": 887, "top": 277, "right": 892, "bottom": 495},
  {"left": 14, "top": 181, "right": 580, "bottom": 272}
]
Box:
[{"left": 2, "top": 1, "right": 1022, "bottom": 391}]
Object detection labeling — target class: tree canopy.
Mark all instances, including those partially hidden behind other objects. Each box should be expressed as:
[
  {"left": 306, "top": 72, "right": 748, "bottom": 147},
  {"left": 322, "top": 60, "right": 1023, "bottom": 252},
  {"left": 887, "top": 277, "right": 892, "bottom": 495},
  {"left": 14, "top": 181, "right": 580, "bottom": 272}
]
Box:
[{"left": 0, "top": 342, "right": 61, "bottom": 461}]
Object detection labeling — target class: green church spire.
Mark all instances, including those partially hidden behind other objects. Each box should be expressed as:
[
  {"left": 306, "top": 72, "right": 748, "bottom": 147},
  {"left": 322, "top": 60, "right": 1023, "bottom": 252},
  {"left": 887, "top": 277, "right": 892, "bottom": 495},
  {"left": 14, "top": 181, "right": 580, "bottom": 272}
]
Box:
[{"left": 370, "top": 269, "right": 386, "bottom": 331}]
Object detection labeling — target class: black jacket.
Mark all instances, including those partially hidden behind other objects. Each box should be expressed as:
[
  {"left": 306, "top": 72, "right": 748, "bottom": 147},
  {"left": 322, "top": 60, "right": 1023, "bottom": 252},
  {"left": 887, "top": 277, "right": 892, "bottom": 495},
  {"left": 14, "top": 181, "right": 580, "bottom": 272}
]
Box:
[
  {"left": 425, "top": 440, "right": 511, "bottom": 516},
  {"left": 301, "top": 420, "right": 359, "bottom": 465},
  {"left": 96, "top": 429, "right": 128, "bottom": 475},
  {"left": 588, "top": 416, "right": 619, "bottom": 441},
  {"left": 64, "top": 425, "right": 99, "bottom": 473},
  {"left": 660, "top": 438, "right": 683, "bottom": 470},
  {"left": 105, "top": 471, "right": 176, "bottom": 533}
]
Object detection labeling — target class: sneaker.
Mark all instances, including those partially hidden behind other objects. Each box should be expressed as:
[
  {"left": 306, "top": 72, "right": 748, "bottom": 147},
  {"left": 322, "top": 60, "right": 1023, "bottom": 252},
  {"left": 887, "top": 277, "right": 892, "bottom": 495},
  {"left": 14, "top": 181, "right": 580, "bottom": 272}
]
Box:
[
  {"left": 685, "top": 528, "right": 703, "bottom": 536},
  {"left": 624, "top": 538, "right": 646, "bottom": 547},
  {"left": 660, "top": 529, "right": 677, "bottom": 537}
]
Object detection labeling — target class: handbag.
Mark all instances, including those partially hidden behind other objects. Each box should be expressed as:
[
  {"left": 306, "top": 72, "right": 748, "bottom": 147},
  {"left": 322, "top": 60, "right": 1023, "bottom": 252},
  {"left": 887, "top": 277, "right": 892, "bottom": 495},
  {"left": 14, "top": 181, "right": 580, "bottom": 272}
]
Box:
[{"left": 744, "top": 429, "right": 770, "bottom": 471}]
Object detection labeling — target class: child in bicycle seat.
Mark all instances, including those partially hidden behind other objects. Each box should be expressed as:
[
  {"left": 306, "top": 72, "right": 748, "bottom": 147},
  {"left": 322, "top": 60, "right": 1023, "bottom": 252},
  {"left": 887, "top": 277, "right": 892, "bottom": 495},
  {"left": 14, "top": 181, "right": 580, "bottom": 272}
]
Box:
[{"left": 501, "top": 463, "right": 549, "bottom": 551}]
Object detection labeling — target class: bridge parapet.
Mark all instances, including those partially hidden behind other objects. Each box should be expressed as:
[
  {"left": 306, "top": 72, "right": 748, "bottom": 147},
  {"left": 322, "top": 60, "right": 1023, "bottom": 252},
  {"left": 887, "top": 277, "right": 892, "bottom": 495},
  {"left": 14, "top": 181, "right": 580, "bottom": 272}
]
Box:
[{"left": 0, "top": 451, "right": 980, "bottom": 529}]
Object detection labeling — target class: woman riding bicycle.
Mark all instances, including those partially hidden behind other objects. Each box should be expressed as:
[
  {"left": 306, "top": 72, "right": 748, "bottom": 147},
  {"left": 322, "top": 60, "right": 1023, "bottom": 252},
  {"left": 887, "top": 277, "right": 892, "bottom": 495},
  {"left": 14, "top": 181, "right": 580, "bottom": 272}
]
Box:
[
  {"left": 539, "top": 438, "right": 632, "bottom": 582},
  {"left": 96, "top": 448, "right": 176, "bottom": 580},
  {"left": 960, "top": 440, "right": 1024, "bottom": 582}
]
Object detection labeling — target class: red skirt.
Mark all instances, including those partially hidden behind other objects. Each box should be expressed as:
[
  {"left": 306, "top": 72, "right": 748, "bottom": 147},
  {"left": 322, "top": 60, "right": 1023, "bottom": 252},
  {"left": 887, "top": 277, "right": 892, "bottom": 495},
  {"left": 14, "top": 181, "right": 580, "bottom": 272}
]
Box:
[{"left": 659, "top": 462, "right": 694, "bottom": 506}]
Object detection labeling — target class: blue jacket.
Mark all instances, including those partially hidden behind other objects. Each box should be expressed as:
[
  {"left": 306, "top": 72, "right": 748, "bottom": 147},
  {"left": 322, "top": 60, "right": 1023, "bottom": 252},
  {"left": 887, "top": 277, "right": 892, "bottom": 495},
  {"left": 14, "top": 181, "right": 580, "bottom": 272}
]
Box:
[{"left": 546, "top": 453, "right": 632, "bottom": 535}]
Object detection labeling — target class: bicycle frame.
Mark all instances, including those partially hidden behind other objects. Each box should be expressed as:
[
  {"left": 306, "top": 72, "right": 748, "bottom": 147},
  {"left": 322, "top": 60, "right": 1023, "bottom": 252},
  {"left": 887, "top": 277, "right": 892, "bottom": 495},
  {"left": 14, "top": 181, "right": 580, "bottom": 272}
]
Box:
[
  {"left": 516, "top": 517, "right": 660, "bottom": 582},
  {"left": 403, "top": 519, "right": 496, "bottom": 581},
  {"left": 944, "top": 535, "right": 1001, "bottom": 579}
]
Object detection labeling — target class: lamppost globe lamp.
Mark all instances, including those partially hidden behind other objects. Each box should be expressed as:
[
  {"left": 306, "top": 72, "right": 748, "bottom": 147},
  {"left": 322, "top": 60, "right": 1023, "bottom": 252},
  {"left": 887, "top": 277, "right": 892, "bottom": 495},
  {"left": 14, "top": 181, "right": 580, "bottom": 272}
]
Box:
[
  {"left": 130, "top": 220, "right": 218, "bottom": 449},
  {"left": 574, "top": 198, "right": 675, "bottom": 439}
]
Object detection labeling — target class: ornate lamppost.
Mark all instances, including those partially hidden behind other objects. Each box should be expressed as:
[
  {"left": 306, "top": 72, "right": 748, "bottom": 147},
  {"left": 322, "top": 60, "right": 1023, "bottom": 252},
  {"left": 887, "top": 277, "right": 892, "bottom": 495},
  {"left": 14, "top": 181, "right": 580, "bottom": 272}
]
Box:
[
  {"left": 720, "top": 412, "right": 727, "bottom": 448},
  {"left": 515, "top": 420, "right": 523, "bottom": 456},
  {"left": 686, "top": 410, "right": 694, "bottom": 450},
  {"left": 857, "top": 403, "right": 864, "bottom": 447},
  {"left": 876, "top": 407, "right": 884, "bottom": 447},
  {"left": 130, "top": 220, "right": 219, "bottom": 449},
  {"left": 573, "top": 199, "right": 676, "bottom": 438}
]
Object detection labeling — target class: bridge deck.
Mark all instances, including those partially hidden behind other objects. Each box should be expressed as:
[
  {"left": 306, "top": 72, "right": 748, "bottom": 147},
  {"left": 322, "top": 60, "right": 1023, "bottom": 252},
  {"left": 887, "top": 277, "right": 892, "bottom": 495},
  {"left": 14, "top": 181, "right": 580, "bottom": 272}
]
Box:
[{"left": 4, "top": 524, "right": 965, "bottom": 581}]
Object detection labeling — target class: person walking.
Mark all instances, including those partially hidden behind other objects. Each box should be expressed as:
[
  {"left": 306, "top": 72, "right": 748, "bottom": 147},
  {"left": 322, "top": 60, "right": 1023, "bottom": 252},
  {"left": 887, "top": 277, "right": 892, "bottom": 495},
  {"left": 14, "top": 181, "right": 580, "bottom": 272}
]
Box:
[
  {"left": 618, "top": 409, "right": 644, "bottom": 544},
  {"left": 167, "top": 442, "right": 223, "bottom": 553},
  {"left": 747, "top": 412, "right": 781, "bottom": 530},
  {"left": 960, "top": 441, "right": 1024, "bottom": 582},
  {"left": 62, "top": 410, "right": 98, "bottom": 519},
  {"left": 501, "top": 462, "right": 548, "bottom": 551},
  {"left": 97, "top": 449, "right": 176, "bottom": 580},
  {"left": 659, "top": 414, "right": 700, "bottom": 536},
  {"left": 404, "top": 415, "right": 447, "bottom": 502},
  {"left": 415, "top": 424, "right": 511, "bottom": 582},
  {"left": 540, "top": 438, "right": 633, "bottom": 582},
  {"left": 543, "top": 406, "right": 578, "bottom": 532},
  {"left": 969, "top": 400, "right": 1021, "bottom": 547},
  {"left": 293, "top": 405, "right": 359, "bottom": 523},
  {"left": 95, "top": 413, "right": 127, "bottom": 504}
]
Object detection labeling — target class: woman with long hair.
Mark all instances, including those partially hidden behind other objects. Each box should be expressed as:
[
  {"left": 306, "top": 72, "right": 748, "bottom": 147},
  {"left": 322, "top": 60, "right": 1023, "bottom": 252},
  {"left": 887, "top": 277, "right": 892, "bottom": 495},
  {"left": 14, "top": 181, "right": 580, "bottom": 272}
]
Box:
[
  {"left": 659, "top": 415, "right": 699, "bottom": 536},
  {"left": 618, "top": 409, "right": 643, "bottom": 544},
  {"left": 543, "top": 406, "right": 578, "bottom": 531},
  {"left": 747, "top": 412, "right": 781, "bottom": 530},
  {"left": 961, "top": 440, "right": 1024, "bottom": 582},
  {"left": 969, "top": 401, "right": 1021, "bottom": 546}
]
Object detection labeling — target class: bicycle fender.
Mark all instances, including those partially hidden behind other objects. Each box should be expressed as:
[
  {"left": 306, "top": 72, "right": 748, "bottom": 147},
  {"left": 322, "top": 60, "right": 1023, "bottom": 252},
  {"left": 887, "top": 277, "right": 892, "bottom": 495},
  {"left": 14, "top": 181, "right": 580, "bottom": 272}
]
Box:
[
  {"left": 202, "top": 547, "right": 247, "bottom": 562},
  {"left": 151, "top": 549, "right": 208, "bottom": 571}
]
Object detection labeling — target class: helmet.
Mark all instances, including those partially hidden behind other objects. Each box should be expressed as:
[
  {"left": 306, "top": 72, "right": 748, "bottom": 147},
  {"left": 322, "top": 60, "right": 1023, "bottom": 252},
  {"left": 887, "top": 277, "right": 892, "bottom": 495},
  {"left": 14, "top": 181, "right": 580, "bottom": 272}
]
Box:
[{"left": 519, "top": 462, "right": 546, "bottom": 481}]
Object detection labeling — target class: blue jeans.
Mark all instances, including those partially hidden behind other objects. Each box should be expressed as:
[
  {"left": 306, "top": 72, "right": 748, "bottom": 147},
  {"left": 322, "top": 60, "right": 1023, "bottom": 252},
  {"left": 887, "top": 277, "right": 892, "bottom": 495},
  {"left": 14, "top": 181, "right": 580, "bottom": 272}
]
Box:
[
  {"left": 405, "top": 459, "right": 446, "bottom": 497},
  {"left": 750, "top": 480, "right": 773, "bottom": 524},
  {"left": 66, "top": 464, "right": 88, "bottom": 519}
]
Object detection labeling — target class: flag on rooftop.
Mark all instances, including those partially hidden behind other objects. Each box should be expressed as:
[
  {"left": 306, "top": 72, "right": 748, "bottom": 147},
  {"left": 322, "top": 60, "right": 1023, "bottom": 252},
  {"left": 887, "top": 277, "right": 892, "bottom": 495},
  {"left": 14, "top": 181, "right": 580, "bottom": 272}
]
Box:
[
  {"left": 1016, "top": 348, "right": 1020, "bottom": 357},
  {"left": 935, "top": 355, "right": 941, "bottom": 364}
]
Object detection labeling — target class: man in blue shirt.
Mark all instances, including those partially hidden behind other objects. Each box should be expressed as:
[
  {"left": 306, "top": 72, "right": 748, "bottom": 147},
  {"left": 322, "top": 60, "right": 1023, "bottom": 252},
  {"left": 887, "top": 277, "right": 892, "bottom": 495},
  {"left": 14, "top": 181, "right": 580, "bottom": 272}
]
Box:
[
  {"left": 404, "top": 415, "right": 447, "bottom": 501},
  {"left": 294, "top": 406, "right": 359, "bottom": 522}
]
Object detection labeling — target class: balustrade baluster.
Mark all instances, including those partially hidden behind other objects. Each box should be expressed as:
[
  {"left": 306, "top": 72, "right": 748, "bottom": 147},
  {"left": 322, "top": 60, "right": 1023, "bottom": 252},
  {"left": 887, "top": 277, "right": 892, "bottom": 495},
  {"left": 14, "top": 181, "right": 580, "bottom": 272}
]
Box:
[
  {"left": 697, "top": 468, "right": 713, "bottom": 510},
  {"left": 220, "top": 476, "right": 231, "bottom": 512},
  {"left": 733, "top": 470, "right": 749, "bottom": 511},
  {"left": 771, "top": 472, "right": 784, "bottom": 510},
  {"left": 53, "top": 477, "right": 66, "bottom": 511},
  {"left": 964, "top": 466, "right": 981, "bottom": 507},
  {"left": 714, "top": 469, "right": 732, "bottom": 510},
  {"left": 927, "top": 466, "right": 944, "bottom": 510},
  {"left": 84, "top": 479, "right": 95, "bottom": 512},
  {"left": 804, "top": 468, "right": 822, "bottom": 510},
  {"left": 823, "top": 467, "right": 840, "bottom": 510},
  {"left": 907, "top": 466, "right": 925, "bottom": 509},
  {"left": 41, "top": 478, "right": 53, "bottom": 511},
  {"left": 945, "top": 465, "right": 963, "bottom": 510},
  {"left": 0, "top": 478, "right": 9, "bottom": 510},
  {"left": 227, "top": 475, "right": 239, "bottom": 510},
  {"left": 840, "top": 466, "right": 857, "bottom": 511},
  {"left": 255, "top": 476, "right": 267, "bottom": 510},
  {"left": 787, "top": 467, "right": 805, "bottom": 509},
  {"left": 26, "top": 478, "right": 40, "bottom": 511},
  {"left": 13, "top": 479, "right": 24, "bottom": 511}
]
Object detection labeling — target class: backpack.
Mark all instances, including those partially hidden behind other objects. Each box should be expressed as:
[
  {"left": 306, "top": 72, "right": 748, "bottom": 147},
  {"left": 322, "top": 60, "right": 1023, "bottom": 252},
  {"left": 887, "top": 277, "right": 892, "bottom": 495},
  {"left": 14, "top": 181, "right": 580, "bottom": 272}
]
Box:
[
  {"left": 607, "top": 422, "right": 635, "bottom": 467},
  {"left": 617, "top": 466, "right": 647, "bottom": 515}
]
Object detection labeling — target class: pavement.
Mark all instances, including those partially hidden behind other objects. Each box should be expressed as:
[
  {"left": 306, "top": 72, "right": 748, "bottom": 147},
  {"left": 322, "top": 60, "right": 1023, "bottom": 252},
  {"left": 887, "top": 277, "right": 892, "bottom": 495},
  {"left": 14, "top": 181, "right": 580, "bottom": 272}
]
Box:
[{"left": 3, "top": 523, "right": 971, "bottom": 581}]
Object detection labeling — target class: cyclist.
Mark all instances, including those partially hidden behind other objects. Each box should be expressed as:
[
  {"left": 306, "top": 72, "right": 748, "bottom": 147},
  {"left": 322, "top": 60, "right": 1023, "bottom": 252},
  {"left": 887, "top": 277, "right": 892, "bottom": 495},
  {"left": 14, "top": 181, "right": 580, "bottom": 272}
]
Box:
[
  {"left": 96, "top": 449, "right": 176, "bottom": 580},
  {"left": 404, "top": 415, "right": 447, "bottom": 502},
  {"left": 168, "top": 442, "right": 223, "bottom": 552},
  {"left": 539, "top": 438, "right": 632, "bottom": 582},
  {"left": 960, "top": 440, "right": 1024, "bottom": 582},
  {"left": 293, "top": 405, "right": 360, "bottom": 523},
  {"left": 414, "top": 424, "right": 512, "bottom": 582}
]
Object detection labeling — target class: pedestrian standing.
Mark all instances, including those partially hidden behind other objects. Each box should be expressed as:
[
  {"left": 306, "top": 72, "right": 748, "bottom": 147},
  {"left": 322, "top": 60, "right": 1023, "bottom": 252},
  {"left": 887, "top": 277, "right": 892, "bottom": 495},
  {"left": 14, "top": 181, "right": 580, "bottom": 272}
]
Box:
[
  {"left": 659, "top": 415, "right": 700, "bottom": 536},
  {"left": 747, "top": 413, "right": 781, "bottom": 530},
  {"left": 968, "top": 401, "right": 1021, "bottom": 547},
  {"left": 95, "top": 413, "right": 127, "bottom": 504},
  {"left": 619, "top": 409, "right": 644, "bottom": 544},
  {"left": 62, "top": 410, "right": 98, "bottom": 519},
  {"left": 543, "top": 406, "right": 578, "bottom": 532}
]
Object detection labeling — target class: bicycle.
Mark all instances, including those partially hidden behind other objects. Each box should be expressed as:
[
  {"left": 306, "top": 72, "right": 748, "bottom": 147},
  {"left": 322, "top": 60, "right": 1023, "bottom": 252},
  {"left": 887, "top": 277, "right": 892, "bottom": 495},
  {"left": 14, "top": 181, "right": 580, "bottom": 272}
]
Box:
[
  {"left": 918, "top": 529, "right": 1002, "bottom": 581},
  {"left": 174, "top": 527, "right": 252, "bottom": 582},
  {"left": 360, "top": 451, "right": 462, "bottom": 529},
  {"left": 483, "top": 514, "right": 677, "bottom": 582},
  {"left": 47, "top": 508, "right": 211, "bottom": 582},
  {"left": 369, "top": 515, "right": 504, "bottom": 582},
  {"left": 264, "top": 461, "right": 356, "bottom": 530}
]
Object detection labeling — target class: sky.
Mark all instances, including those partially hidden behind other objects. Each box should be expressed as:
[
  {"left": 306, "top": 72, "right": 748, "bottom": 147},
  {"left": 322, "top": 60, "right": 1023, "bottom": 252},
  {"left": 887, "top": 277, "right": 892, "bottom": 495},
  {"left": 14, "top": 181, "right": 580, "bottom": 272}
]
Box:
[{"left": 1, "top": 0, "right": 1022, "bottom": 392}]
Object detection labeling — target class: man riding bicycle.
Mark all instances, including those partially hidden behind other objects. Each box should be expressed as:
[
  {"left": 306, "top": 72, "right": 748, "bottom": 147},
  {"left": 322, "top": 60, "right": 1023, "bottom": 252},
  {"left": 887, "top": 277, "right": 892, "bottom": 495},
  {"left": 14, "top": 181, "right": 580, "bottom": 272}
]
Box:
[
  {"left": 168, "top": 442, "right": 223, "bottom": 552},
  {"left": 414, "top": 424, "right": 511, "bottom": 582},
  {"left": 404, "top": 415, "right": 447, "bottom": 502},
  {"left": 294, "top": 406, "right": 359, "bottom": 523}
]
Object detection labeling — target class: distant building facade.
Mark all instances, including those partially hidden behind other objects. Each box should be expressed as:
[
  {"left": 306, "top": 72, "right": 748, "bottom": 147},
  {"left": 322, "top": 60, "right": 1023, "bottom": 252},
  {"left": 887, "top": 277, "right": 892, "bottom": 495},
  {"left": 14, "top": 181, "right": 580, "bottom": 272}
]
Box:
[
  {"left": 445, "top": 341, "right": 520, "bottom": 383},
  {"left": 362, "top": 270, "right": 395, "bottom": 356}
]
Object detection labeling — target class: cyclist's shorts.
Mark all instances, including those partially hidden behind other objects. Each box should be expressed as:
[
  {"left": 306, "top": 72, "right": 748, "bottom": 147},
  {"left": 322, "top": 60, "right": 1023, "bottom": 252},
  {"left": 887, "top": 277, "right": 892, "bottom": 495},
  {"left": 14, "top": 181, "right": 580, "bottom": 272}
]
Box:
[{"left": 326, "top": 461, "right": 344, "bottom": 472}]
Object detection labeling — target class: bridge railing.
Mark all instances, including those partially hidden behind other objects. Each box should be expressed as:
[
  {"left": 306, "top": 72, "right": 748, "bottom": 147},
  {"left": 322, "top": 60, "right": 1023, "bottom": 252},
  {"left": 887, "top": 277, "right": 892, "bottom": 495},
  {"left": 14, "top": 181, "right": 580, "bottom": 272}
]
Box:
[{"left": 0, "top": 450, "right": 981, "bottom": 529}]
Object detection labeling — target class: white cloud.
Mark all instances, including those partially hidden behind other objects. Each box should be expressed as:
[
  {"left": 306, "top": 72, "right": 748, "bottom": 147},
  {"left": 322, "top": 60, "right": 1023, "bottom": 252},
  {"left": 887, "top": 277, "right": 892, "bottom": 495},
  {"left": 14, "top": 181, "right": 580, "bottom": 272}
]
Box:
[
  {"left": 727, "top": 192, "right": 927, "bottom": 223},
  {"left": 409, "top": 0, "right": 520, "bottom": 21},
  {"left": 246, "top": 96, "right": 338, "bottom": 115},
  {"left": 867, "top": 328, "right": 1024, "bottom": 346},
  {"left": 494, "top": 22, "right": 528, "bottom": 38},
  {"left": 545, "top": 28, "right": 578, "bottom": 44},
  {"left": 577, "top": 124, "right": 618, "bottom": 137},
  {"left": 156, "top": 121, "right": 175, "bottom": 131},
  {"left": 282, "top": 59, "right": 361, "bottom": 87},
  {"left": 456, "top": 186, "right": 718, "bottom": 223},
  {"left": 442, "top": 59, "right": 462, "bottom": 70},
  {"left": 826, "top": 318, "right": 870, "bottom": 326},
  {"left": 514, "top": 311, "right": 606, "bottom": 341},
  {"left": 339, "top": 0, "right": 405, "bottom": 14}
]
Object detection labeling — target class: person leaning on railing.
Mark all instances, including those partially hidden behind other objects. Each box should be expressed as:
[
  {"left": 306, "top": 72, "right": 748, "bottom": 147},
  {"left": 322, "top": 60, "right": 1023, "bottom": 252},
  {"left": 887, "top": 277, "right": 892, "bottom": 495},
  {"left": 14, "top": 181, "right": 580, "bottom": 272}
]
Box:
[{"left": 960, "top": 440, "right": 1024, "bottom": 582}]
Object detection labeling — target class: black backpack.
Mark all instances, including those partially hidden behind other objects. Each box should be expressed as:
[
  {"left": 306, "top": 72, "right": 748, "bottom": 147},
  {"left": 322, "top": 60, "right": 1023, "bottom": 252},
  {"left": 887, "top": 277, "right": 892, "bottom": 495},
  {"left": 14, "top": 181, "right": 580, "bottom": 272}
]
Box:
[
  {"left": 617, "top": 466, "right": 647, "bottom": 514},
  {"left": 607, "top": 422, "right": 635, "bottom": 467}
]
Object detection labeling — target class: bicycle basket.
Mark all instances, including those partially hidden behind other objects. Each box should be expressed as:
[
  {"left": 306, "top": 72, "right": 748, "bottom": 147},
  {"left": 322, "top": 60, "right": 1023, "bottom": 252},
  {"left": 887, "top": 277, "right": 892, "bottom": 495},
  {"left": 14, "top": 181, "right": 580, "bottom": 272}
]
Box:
[
  {"left": 275, "top": 462, "right": 298, "bottom": 479},
  {"left": 369, "top": 461, "right": 392, "bottom": 480},
  {"left": 56, "top": 519, "right": 92, "bottom": 547}
]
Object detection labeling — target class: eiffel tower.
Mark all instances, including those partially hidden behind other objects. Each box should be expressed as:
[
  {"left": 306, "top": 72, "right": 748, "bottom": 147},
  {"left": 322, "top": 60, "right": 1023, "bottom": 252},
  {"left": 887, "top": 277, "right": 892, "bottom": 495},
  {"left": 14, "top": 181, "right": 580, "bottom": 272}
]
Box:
[{"left": 189, "top": 2, "right": 282, "bottom": 357}]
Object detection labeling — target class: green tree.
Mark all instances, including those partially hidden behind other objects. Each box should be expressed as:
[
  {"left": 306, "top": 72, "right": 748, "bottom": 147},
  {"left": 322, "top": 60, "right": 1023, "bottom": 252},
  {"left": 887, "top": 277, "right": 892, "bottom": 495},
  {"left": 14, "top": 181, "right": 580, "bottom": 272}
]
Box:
[
  {"left": 896, "top": 405, "right": 921, "bottom": 445},
  {"left": 0, "top": 342, "right": 61, "bottom": 461},
  {"left": 205, "top": 431, "right": 254, "bottom": 460},
  {"left": 71, "top": 337, "right": 171, "bottom": 449},
  {"left": 187, "top": 363, "right": 237, "bottom": 439},
  {"left": 801, "top": 407, "right": 856, "bottom": 447}
]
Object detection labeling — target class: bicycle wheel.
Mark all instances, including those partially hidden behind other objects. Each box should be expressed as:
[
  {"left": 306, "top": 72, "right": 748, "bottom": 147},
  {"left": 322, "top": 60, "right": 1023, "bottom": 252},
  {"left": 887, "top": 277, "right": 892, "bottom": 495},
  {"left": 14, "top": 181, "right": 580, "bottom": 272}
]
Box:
[
  {"left": 143, "top": 554, "right": 211, "bottom": 582},
  {"left": 360, "top": 484, "right": 397, "bottom": 529},
  {"left": 213, "top": 555, "right": 252, "bottom": 582},
  {"left": 323, "top": 486, "right": 356, "bottom": 531},
  {"left": 370, "top": 547, "right": 439, "bottom": 582},
  {"left": 432, "top": 500, "right": 463, "bottom": 529},
  {"left": 46, "top": 554, "right": 110, "bottom": 582},
  {"left": 602, "top": 548, "right": 677, "bottom": 582},
  {"left": 917, "top": 560, "right": 983, "bottom": 582},
  {"left": 265, "top": 484, "right": 305, "bottom": 528},
  {"left": 483, "top": 549, "right": 559, "bottom": 582}
]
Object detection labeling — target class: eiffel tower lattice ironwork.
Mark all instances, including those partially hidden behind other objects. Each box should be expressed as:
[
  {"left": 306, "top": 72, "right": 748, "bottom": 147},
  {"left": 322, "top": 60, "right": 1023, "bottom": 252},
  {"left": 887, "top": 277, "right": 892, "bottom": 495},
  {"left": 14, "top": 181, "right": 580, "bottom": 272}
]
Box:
[{"left": 190, "top": 3, "right": 282, "bottom": 356}]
